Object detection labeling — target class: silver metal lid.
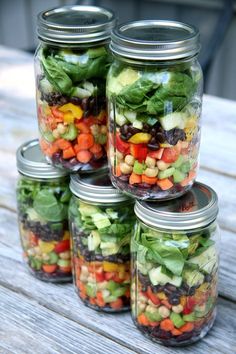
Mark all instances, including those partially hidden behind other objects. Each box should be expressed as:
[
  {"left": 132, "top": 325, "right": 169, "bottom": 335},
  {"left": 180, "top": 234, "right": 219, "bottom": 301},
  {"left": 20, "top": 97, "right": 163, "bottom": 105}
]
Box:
[
  {"left": 110, "top": 20, "right": 200, "bottom": 60},
  {"left": 16, "top": 139, "right": 69, "bottom": 179},
  {"left": 37, "top": 5, "right": 116, "bottom": 44},
  {"left": 135, "top": 182, "right": 218, "bottom": 231},
  {"left": 70, "top": 173, "right": 130, "bottom": 203}
]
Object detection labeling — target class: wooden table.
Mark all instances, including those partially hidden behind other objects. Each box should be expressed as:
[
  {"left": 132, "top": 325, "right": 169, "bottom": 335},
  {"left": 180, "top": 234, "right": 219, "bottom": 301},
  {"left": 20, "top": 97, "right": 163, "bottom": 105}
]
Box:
[{"left": 0, "top": 45, "right": 236, "bottom": 354}]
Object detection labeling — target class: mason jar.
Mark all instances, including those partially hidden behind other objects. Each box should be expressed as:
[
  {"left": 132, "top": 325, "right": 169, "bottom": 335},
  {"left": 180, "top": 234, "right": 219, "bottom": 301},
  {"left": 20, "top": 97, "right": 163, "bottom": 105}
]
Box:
[
  {"left": 107, "top": 20, "right": 203, "bottom": 200},
  {"left": 69, "top": 172, "right": 135, "bottom": 312},
  {"left": 35, "top": 5, "right": 116, "bottom": 172},
  {"left": 131, "top": 182, "right": 219, "bottom": 346},
  {"left": 16, "top": 140, "right": 72, "bottom": 282}
]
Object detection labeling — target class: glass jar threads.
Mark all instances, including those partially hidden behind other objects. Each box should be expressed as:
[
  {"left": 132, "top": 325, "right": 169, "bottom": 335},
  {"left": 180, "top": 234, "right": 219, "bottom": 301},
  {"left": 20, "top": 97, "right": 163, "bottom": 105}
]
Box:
[
  {"left": 107, "top": 20, "right": 203, "bottom": 200},
  {"left": 131, "top": 182, "right": 219, "bottom": 346},
  {"left": 69, "top": 172, "right": 136, "bottom": 312},
  {"left": 35, "top": 5, "right": 116, "bottom": 171},
  {"left": 16, "top": 140, "right": 72, "bottom": 282}
]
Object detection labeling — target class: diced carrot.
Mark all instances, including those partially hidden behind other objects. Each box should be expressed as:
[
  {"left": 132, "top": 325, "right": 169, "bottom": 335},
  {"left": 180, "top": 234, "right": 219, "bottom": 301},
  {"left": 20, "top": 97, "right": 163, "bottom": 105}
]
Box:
[
  {"left": 113, "top": 165, "right": 121, "bottom": 177},
  {"left": 110, "top": 298, "right": 123, "bottom": 310},
  {"left": 80, "top": 292, "right": 87, "bottom": 300},
  {"left": 59, "top": 265, "right": 72, "bottom": 273},
  {"left": 172, "top": 328, "right": 183, "bottom": 336},
  {"left": 160, "top": 319, "right": 174, "bottom": 331},
  {"left": 96, "top": 298, "right": 106, "bottom": 307},
  {"left": 156, "top": 178, "right": 174, "bottom": 190},
  {"left": 180, "top": 170, "right": 196, "bottom": 187},
  {"left": 93, "top": 151, "right": 103, "bottom": 160},
  {"left": 129, "top": 172, "right": 142, "bottom": 185},
  {"left": 42, "top": 264, "right": 57, "bottom": 273},
  {"left": 76, "top": 150, "right": 92, "bottom": 163},
  {"left": 89, "top": 143, "right": 102, "bottom": 154},
  {"left": 76, "top": 121, "right": 90, "bottom": 133},
  {"left": 74, "top": 144, "right": 81, "bottom": 154},
  {"left": 56, "top": 139, "right": 72, "bottom": 150},
  {"left": 149, "top": 321, "right": 160, "bottom": 327},
  {"left": 96, "top": 291, "right": 104, "bottom": 302},
  {"left": 51, "top": 107, "right": 64, "bottom": 120},
  {"left": 40, "top": 138, "right": 50, "bottom": 152},
  {"left": 62, "top": 146, "right": 76, "bottom": 159},
  {"left": 179, "top": 322, "right": 194, "bottom": 332},
  {"left": 77, "top": 281, "right": 86, "bottom": 293},
  {"left": 47, "top": 143, "right": 59, "bottom": 157},
  {"left": 137, "top": 313, "right": 150, "bottom": 326},
  {"left": 89, "top": 298, "right": 97, "bottom": 305},
  {"left": 141, "top": 175, "right": 157, "bottom": 185},
  {"left": 147, "top": 286, "right": 161, "bottom": 306},
  {"left": 161, "top": 299, "right": 172, "bottom": 309},
  {"left": 77, "top": 133, "right": 94, "bottom": 150}
]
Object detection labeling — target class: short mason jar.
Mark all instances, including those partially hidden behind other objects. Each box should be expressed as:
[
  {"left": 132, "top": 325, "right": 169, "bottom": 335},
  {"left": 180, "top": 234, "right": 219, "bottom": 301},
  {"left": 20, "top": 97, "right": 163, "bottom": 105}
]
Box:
[
  {"left": 69, "top": 172, "right": 135, "bottom": 312},
  {"left": 107, "top": 21, "right": 203, "bottom": 200},
  {"left": 131, "top": 182, "right": 219, "bottom": 346},
  {"left": 16, "top": 139, "right": 72, "bottom": 282},
  {"left": 35, "top": 5, "right": 116, "bottom": 172}
]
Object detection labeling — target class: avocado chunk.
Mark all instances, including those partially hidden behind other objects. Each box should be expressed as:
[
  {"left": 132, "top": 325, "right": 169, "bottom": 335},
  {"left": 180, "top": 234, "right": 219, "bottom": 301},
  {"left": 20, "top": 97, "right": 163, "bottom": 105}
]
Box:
[
  {"left": 189, "top": 245, "right": 218, "bottom": 274},
  {"left": 87, "top": 230, "right": 101, "bottom": 251},
  {"left": 79, "top": 201, "right": 100, "bottom": 217},
  {"left": 149, "top": 266, "right": 182, "bottom": 287},
  {"left": 170, "top": 312, "right": 185, "bottom": 328},
  {"left": 183, "top": 269, "right": 205, "bottom": 287}
]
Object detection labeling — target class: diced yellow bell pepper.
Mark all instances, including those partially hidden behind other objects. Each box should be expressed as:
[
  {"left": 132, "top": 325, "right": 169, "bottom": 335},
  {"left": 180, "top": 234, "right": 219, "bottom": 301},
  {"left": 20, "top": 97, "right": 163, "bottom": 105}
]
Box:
[
  {"left": 63, "top": 112, "right": 75, "bottom": 123},
  {"left": 128, "top": 133, "right": 151, "bottom": 144},
  {"left": 156, "top": 291, "right": 167, "bottom": 300},
  {"left": 63, "top": 231, "right": 70, "bottom": 240},
  {"left": 59, "top": 103, "right": 83, "bottom": 121},
  {"left": 103, "top": 261, "right": 119, "bottom": 272},
  {"left": 38, "top": 240, "right": 55, "bottom": 254}
]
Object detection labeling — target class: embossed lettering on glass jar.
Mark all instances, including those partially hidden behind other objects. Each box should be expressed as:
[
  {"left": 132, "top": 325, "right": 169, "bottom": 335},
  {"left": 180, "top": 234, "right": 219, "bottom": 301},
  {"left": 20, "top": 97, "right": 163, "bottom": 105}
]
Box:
[
  {"left": 69, "top": 172, "right": 135, "bottom": 312},
  {"left": 16, "top": 140, "right": 72, "bottom": 282},
  {"left": 131, "top": 183, "right": 219, "bottom": 346},
  {"left": 107, "top": 20, "right": 203, "bottom": 200},
  {"left": 35, "top": 5, "right": 116, "bottom": 171}
]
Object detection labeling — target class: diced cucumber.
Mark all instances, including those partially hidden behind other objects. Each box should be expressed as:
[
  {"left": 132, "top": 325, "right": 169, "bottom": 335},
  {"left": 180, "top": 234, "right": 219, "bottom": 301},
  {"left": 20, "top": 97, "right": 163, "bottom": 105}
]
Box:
[
  {"left": 88, "top": 230, "right": 101, "bottom": 251},
  {"left": 112, "top": 287, "right": 126, "bottom": 297},
  {"left": 57, "top": 259, "right": 70, "bottom": 267},
  {"left": 160, "top": 112, "right": 187, "bottom": 131},
  {"left": 83, "top": 81, "right": 94, "bottom": 94},
  {"left": 48, "top": 252, "right": 59, "bottom": 265},
  {"left": 115, "top": 112, "right": 128, "bottom": 126},
  {"left": 124, "top": 110, "right": 137, "bottom": 123},
  {"left": 71, "top": 86, "right": 91, "bottom": 98},
  {"left": 117, "top": 68, "right": 140, "bottom": 86},
  {"left": 91, "top": 213, "right": 111, "bottom": 229},
  {"left": 133, "top": 161, "right": 145, "bottom": 175},
  {"left": 105, "top": 209, "right": 118, "bottom": 220},
  {"left": 173, "top": 169, "right": 186, "bottom": 183},
  {"left": 101, "top": 243, "right": 120, "bottom": 256},
  {"left": 39, "top": 77, "right": 54, "bottom": 94},
  {"left": 145, "top": 310, "right": 162, "bottom": 322},
  {"left": 170, "top": 312, "right": 185, "bottom": 328},
  {"left": 183, "top": 313, "right": 196, "bottom": 322},
  {"left": 107, "top": 281, "right": 120, "bottom": 292},
  {"left": 132, "top": 120, "right": 143, "bottom": 130},
  {"left": 86, "top": 283, "right": 97, "bottom": 298},
  {"left": 61, "top": 124, "right": 77, "bottom": 141},
  {"left": 137, "top": 261, "right": 152, "bottom": 275},
  {"left": 158, "top": 167, "right": 175, "bottom": 179},
  {"left": 172, "top": 155, "right": 185, "bottom": 168},
  {"left": 149, "top": 266, "right": 182, "bottom": 287},
  {"left": 180, "top": 161, "right": 191, "bottom": 174}
]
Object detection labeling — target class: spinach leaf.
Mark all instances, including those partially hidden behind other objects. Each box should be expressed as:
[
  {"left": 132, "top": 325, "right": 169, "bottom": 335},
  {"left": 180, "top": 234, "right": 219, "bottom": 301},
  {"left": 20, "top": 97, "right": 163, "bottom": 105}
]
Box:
[
  {"left": 99, "top": 223, "right": 132, "bottom": 236},
  {"left": 117, "top": 78, "right": 155, "bottom": 104},
  {"left": 33, "top": 190, "right": 67, "bottom": 222},
  {"left": 41, "top": 55, "right": 73, "bottom": 95}
]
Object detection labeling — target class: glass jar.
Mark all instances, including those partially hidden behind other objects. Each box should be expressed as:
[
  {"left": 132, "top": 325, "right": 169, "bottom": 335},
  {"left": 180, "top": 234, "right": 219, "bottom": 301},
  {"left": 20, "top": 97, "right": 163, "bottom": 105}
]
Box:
[
  {"left": 35, "top": 6, "right": 116, "bottom": 172},
  {"left": 69, "top": 172, "right": 135, "bottom": 312},
  {"left": 107, "top": 20, "right": 203, "bottom": 200},
  {"left": 131, "top": 182, "right": 219, "bottom": 346},
  {"left": 16, "top": 140, "right": 72, "bottom": 282}
]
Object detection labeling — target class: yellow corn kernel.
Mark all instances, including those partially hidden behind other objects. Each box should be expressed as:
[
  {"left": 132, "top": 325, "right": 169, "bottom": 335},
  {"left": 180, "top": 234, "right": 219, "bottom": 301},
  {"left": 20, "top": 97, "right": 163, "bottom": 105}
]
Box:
[
  {"left": 63, "top": 231, "right": 70, "bottom": 240},
  {"left": 128, "top": 133, "right": 151, "bottom": 144},
  {"left": 103, "top": 261, "right": 118, "bottom": 272},
  {"left": 156, "top": 292, "right": 167, "bottom": 300},
  {"left": 38, "top": 240, "right": 55, "bottom": 254},
  {"left": 180, "top": 296, "right": 187, "bottom": 307}
]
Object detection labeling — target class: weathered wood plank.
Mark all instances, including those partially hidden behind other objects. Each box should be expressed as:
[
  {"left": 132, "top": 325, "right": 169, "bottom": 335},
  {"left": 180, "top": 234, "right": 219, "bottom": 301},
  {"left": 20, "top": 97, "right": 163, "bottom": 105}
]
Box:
[
  {"left": 0, "top": 285, "right": 136, "bottom": 354},
  {"left": 0, "top": 208, "right": 235, "bottom": 354}
]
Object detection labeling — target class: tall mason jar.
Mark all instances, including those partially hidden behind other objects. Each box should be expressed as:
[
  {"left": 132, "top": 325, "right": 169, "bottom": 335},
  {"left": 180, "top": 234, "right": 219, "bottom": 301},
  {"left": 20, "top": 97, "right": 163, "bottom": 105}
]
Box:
[
  {"left": 69, "top": 173, "right": 135, "bottom": 312},
  {"left": 131, "top": 182, "right": 219, "bottom": 346},
  {"left": 16, "top": 140, "right": 72, "bottom": 282},
  {"left": 35, "top": 6, "right": 116, "bottom": 172},
  {"left": 107, "top": 21, "right": 203, "bottom": 200}
]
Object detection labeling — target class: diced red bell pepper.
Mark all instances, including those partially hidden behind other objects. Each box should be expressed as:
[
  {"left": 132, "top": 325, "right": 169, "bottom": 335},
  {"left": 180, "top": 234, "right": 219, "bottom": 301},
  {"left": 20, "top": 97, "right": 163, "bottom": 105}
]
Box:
[
  {"left": 54, "top": 239, "right": 70, "bottom": 254},
  {"left": 130, "top": 143, "right": 148, "bottom": 163},
  {"left": 162, "top": 147, "right": 179, "bottom": 163},
  {"left": 147, "top": 148, "right": 164, "bottom": 160},
  {"left": 183, "top": 296, "right": 196, "bottom": 314},
  {"left": 147, "top": 286, "right": 161, "bottom": 306},
  {"left": 95, "top": 272, "right": 105, "bottom": 282},
  {"left": 115, "top": 134, "right": 130, "bottom": 154},
  {"left": 105, "top": 272, "right": 116, "bottom": 281}
]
